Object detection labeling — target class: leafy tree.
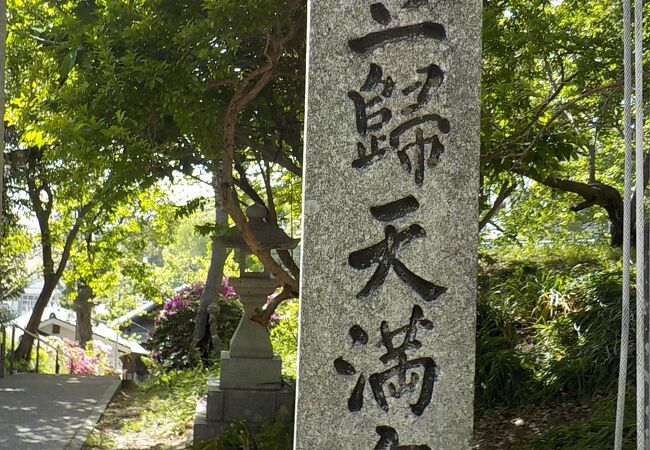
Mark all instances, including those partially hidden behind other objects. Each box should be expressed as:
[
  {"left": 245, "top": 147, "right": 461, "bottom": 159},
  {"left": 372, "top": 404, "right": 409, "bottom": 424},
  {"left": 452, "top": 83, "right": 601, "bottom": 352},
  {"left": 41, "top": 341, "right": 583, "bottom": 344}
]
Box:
[
  {"left": 5, "top": 0, "right": 175, "bottom": 360},
  {"left": 31, "top": 0, "right": 306, "bottom": 334},
  {"left": 0, "top": 0, "right": 6, "bottom": 231},
  {"left": 0, "top": 223, "right": 32, "bottom": 302},
  {"left": 61, "top": 188, "right": 173, "bottom": 346},
  {"left": 0, "top": 304, "right": 15, "bottom": 325},
  {"left": 480, "top": 0, "right": 649, "bottom": 246},
  {"left": 155, "top": 205, "right": 214, "bottom": 291}
]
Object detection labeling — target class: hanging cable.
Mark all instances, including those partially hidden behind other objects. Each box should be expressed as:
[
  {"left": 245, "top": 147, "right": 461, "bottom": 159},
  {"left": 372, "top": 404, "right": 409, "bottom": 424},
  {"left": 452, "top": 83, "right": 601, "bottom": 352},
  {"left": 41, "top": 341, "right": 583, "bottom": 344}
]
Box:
[
  {"left": 615, "top": 0, "right": 633, "bottom": 447},
  {"left": 634, "top": 0, "right": 646, "bottom": 446}
]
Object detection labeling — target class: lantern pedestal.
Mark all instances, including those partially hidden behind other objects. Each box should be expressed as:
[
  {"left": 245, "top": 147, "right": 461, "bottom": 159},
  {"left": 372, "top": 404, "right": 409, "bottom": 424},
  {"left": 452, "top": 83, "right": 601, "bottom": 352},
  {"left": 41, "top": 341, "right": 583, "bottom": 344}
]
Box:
[
  {"left": 193, "top": 277, "right": 293, "bottom": 444},
  {"left": 193, "top": 378, "right": 295, "bottom": 443},
  {"left": 220, "top": 277, "right": 283, "bottom": 388},
  {"left": 220, "top": 351, "right": 283, "bottom": 390}
]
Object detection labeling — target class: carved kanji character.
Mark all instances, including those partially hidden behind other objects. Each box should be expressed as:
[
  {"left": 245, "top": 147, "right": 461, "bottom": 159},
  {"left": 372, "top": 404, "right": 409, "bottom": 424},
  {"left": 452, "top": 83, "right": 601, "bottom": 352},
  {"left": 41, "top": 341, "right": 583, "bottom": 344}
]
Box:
[
  {"left": 348, "top": 2, "right": 446, "bottom": 54},
  {"left": 401, "top": 64, "right": 444, "bottom": 115},
  {"left": 389, "top": 115, "right": 449, "bottom": 186},
  {"left": 334, "top": 325, "right": 371, "bottom": 412},
  {"left": 348, "top": 63, "right": 394, "bottom": 136},
  {"left": 349, "top": 62, "right": 449, "bottom": 184},
  {"left": 334, "top": 306, "right": 438, "bottom": 417},
  {"left": 374, "top": 426, "right": 431, "bottom": 450},
  {"left": 369, "top": 305, "right": 436, "bottom": 416},
  {"left": 349, "top": 197, "right": 447, "bottom": 302}
]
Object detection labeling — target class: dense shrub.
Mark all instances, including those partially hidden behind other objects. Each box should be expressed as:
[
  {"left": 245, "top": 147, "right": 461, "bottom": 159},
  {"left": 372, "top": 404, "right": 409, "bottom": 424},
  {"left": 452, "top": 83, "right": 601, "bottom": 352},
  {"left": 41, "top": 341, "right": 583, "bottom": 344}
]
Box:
[
  {"left": 475, "top": 256, "right": 630, "bottom": 408},
  {"left": 209, "top": 420, "right": 293, "bottom": 450},
  {"left": 534, "top": 270, "right": 628, "bottom": 398},
  {"left": 147, "top": 280, "right": 242, "bottom": 370},
  {"left": 475, "top": 299, "right": 537, "bottom": 407},
  {"left": 64, "top": 338, "right": 113, "bottom": 375},
  {"left": 526, "top": 394, "right": 636, "bottom": 449}
]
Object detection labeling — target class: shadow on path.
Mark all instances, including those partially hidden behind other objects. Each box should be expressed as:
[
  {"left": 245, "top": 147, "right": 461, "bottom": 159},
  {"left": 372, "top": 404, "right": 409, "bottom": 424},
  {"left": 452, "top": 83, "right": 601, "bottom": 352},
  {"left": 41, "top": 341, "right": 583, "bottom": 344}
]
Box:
[{"left": 0, "top": 373, "right": 121, "bottom": 450}]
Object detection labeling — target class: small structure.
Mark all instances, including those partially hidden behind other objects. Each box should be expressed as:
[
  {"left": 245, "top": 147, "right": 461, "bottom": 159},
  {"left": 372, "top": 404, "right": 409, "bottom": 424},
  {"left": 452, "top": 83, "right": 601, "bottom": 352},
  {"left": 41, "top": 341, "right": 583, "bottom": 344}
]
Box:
[
  {"left": 9, "top": 306, "right": 148, "bottom": 374},
  {"left": 193, "top": 204, "right": 298, "bottom": 443}
]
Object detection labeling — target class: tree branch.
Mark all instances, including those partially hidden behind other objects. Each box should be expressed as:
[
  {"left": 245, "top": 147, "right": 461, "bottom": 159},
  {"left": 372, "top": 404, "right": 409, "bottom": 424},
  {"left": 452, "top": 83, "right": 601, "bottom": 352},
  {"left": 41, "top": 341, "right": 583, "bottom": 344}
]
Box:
[
  {"left": 233, "top": 163, "right": 268, "bottom": 208},
  {"left": 510, "top": 74, "right": 650, "bottom": 167},
  {"left": 479, "top": 181, "right": 517, "bottom": 231},
  {"left": 485, "top": 71, "right": 650, "bottom": 164},
  {"left": 220, "top": 24, "right": 301, "bottom": 297},
  {"left": 486, "top": 74, "right": 576, "bottom": 157},
  {"left": 54, "top": 202, "right": 95, "bottom": 280},
  {"left": 514, "top": 167, "right": 624, "bottom": 246},
  {"left": 250, "top": 285, "right": 295, "bottom": 324},
  {"left": 236, "top": 131, "right": 302, "bottom": 176}
]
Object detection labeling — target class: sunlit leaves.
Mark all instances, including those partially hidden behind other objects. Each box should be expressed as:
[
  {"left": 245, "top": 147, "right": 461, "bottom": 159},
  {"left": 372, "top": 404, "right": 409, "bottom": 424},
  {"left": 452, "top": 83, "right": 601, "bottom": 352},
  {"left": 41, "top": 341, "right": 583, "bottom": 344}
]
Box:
[{"left": 481, "top": 0, "right": 650, "bottom": 247}]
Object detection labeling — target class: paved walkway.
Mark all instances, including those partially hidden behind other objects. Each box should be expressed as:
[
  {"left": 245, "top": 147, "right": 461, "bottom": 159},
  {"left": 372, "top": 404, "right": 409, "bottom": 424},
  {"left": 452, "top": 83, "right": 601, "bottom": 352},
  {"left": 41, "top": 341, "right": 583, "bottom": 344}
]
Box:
[{"left": 0, "top": 373, "right": 121, "bottom": 450}]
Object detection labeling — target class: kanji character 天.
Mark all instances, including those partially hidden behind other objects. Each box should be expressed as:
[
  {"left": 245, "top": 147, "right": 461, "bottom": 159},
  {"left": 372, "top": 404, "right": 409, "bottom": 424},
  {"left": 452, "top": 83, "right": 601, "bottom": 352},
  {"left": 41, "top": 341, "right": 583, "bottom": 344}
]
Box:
[{"left": 349, "top": 196, "right": 447, "bottom": 302}]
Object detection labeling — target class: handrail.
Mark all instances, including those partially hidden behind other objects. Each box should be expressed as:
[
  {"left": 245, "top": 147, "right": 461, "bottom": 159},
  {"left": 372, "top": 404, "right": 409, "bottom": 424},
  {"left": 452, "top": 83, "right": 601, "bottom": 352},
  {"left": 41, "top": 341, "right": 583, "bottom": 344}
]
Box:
[
  {"left": 11, "top": 323, "right": 60, "bottom": 352},
  {"left": 0, "top": 322, "right": 131, "bottom": 378},
  {"left": 4, "top": 323, "right": 74, "bottom": 376}
]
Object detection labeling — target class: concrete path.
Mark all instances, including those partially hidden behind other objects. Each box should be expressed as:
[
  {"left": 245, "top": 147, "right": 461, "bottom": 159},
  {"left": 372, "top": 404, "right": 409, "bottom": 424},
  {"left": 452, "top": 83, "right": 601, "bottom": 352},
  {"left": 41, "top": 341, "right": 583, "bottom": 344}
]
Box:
[{"left": 0, "top": 373, "right": 121, "bottom": 450}]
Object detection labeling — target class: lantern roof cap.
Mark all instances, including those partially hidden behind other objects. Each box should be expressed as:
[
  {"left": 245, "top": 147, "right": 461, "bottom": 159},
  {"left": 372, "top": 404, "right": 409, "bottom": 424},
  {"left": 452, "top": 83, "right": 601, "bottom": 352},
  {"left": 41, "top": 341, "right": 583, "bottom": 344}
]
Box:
[{"left": 215, "top": 204, "right": 300, "bottom": 251}]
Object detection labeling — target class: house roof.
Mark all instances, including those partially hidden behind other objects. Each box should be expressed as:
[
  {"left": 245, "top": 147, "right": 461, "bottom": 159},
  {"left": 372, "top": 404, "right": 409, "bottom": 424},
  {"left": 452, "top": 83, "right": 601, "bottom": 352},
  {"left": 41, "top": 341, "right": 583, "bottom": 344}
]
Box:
[
  {"left": 110, "top": 301, "right": 159, "bottom": 327},
  {"left": 12, "top": 306, "right": 75, "bottom": 328},
  {"left": 10, "top": 306, "right": 148, "bottom": 355}
]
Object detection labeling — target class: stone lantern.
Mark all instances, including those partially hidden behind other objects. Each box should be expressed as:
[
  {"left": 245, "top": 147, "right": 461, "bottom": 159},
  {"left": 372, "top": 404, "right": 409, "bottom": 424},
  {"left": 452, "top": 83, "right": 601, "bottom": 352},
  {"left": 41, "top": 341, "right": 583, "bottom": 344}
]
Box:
[{"left": 193, "top": 204, "right": 299, "bottom": 442}]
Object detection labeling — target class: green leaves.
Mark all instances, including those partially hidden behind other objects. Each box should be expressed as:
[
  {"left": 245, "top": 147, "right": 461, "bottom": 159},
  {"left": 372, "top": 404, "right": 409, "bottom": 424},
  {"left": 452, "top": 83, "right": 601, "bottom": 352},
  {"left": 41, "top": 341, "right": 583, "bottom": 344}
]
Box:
[
  {"left": 174, "top": 196, "right": 208, "bottom": 220},
  {"left": 73, "top": 0, "right": 97, "bottom": 24},
  {"left": 479, "top": 0, "right": 650, "bottom": 247},
  {"left": 58, "top": 44, "right": 82, "bottom": 86}
]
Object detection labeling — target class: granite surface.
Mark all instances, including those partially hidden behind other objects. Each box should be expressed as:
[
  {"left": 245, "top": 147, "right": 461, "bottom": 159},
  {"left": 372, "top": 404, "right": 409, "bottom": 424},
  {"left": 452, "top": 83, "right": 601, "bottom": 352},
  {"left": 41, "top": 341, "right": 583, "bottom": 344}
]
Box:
[{"left": 295, "top": 1, "right": 482, "bottom": 448}]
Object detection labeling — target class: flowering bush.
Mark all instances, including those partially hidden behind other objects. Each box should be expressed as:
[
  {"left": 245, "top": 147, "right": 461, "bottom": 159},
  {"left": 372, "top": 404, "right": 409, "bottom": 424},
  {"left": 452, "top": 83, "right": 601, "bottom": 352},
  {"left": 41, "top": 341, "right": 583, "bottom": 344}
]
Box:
[
  {"left": 45, "top": 337, "right": 113, "bottom": 375},
  {"left": 147, "top": 280, "right": 242, "bottom": 370}
]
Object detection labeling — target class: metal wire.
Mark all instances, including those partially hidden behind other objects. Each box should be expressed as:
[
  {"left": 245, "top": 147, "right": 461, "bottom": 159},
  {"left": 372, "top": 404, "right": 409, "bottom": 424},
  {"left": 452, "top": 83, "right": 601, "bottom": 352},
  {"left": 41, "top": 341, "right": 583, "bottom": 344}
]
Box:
[
  {"left": 615, "top": 0, "right": 633, "bottom": 445},
  {"left": 634, "top": 0, "right": 646, "bottom": 446}
]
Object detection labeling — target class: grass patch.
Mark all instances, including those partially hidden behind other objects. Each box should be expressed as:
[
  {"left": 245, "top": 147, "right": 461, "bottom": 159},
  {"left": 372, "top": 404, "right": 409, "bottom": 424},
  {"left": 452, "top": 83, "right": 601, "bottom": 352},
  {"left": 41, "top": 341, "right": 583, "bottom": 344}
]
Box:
[
  {"left": 525, "top": 393, "right": 636, "bottom": 450},
  {"left": 84, "top": 368, "right": 212, "bottom": 449},
  {"left": 193, "top": 420, "right": 293, "bottom": 450},
  {"left": 473, "top": 392, "right": 635, "bottom": 449}
]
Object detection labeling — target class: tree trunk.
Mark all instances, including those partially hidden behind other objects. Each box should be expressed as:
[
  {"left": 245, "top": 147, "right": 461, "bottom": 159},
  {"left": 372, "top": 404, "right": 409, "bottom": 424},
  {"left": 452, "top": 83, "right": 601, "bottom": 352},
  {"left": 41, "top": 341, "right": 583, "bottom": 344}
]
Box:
[
  {"left": 192, "top": 171, "right": 229, "bottom": 353},
  {"left": 15, "top": 165, "right": 93, "bottom": 362},
  {"left": 74, "top": 283, "right": 94, "bottom": 348},
  {"left": 219, "top": 26, "right": 301, "bottom": 295},
  {"left": 514, "top": 168, "right": 625, "bottom": 247},
  {"left": 14, "top": 276, "right": 57, "bottom": 360},
  {"left": 0, "top": 0, "right": 6, "bottom": 227}
]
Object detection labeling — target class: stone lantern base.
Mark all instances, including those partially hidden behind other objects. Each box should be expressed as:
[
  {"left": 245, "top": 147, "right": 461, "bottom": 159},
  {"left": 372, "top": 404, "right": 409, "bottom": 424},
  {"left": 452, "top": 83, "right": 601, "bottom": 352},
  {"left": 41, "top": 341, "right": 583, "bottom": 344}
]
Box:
[
  {"left": 219, "top": 351, "right": 283, "bottom": 390},
  {"left": 193, "top": 378, "right": 295, "bottom": 444},
  {"left": 192, "top": 274, "right": 295, "bottom": 445}
]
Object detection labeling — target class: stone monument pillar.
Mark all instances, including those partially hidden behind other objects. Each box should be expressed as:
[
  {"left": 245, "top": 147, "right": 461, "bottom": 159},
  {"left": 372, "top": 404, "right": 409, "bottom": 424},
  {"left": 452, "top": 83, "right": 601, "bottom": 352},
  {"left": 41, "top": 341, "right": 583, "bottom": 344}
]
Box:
[
  {"left": 193, "top": 205, "right": 298, "bottom": 443},
  {"left": 296, "top": 1, "right": 482, "bottom": 448}
]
